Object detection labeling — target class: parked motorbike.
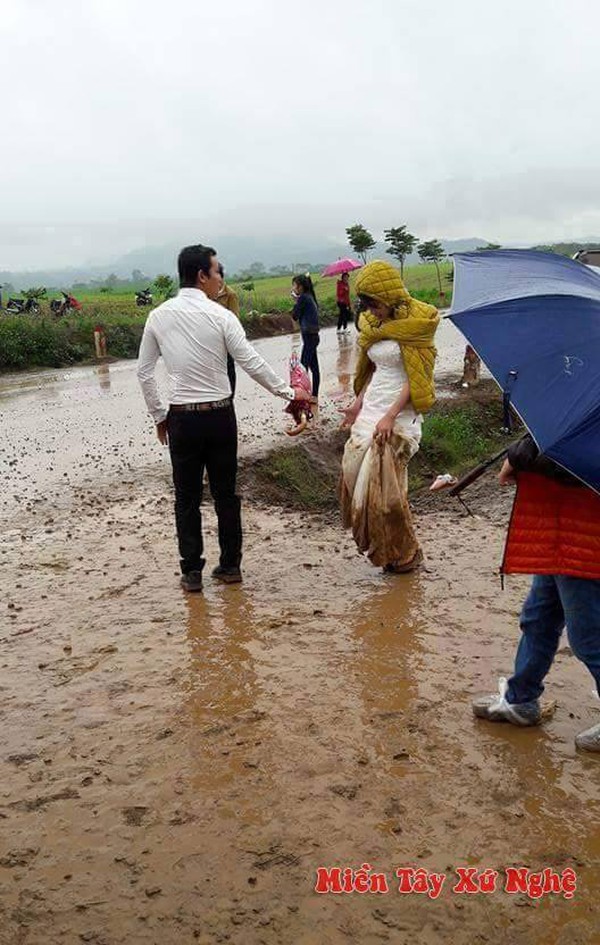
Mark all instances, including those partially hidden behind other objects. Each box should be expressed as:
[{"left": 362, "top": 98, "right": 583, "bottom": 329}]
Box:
[
  {"left": 50, "top": 291, "right": 82, "bottom": 317},
  {"left": 135, "top": 288, "right": 153, "bottom": 307},
  {"left": 6, "top": 297, "right": 42, "bottom": 315}
]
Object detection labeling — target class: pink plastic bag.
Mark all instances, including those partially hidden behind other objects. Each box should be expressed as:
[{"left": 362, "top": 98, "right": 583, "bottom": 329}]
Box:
[{"left": 285, "top": 354, "right": 313, "bottom": 436}]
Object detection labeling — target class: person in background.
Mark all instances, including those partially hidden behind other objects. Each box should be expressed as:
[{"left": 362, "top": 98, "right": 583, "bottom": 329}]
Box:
[
  {"left": 137, "top": 244, "right": 311, "bottom": 593},
  {"left": 292, "top": 274, "right": 320, "bottom": 400},
  {"left": 336, "top": 271, "right": 352, "bottom": 334},
  {"left": 473, "top": 434, "right": 600, "bottom": 752},
  {"left": 216, "top": 263, "right": 241, "bottom": 395}
]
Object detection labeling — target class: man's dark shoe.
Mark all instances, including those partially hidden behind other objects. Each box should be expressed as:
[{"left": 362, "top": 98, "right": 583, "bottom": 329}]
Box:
[
  {"left": 181, "top": 570, "right": 203, "bottom": 593},
  {"left": 212, "top": 565, "right": 242, "bottom": 584}
]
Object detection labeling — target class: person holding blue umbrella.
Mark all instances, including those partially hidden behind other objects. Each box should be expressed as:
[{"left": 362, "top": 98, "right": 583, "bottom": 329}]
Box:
[{"left": 448, "top": 250, "right": 600, "bottom": 752}]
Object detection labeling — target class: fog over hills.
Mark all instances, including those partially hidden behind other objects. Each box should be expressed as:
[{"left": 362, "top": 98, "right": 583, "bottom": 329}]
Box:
[
  {"left": 0, "top": 235, "right": 509, "bottom": 289},
  {"left": 4, "top": 231, "right": 600, "bottom": 291}
]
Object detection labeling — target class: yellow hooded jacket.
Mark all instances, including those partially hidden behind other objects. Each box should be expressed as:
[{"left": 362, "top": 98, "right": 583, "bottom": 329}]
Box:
[{"left": 353, "top": 261, "right": 439, "bottom": 414}]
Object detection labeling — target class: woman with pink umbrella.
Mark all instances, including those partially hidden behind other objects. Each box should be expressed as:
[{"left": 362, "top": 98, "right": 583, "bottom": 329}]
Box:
[{"left": 322, "top": 258, "right": 362, "bottom": 335}]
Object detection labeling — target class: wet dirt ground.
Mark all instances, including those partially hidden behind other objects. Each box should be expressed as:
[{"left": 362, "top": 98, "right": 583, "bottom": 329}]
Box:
[
  {"left": 0, "top": 321, "right": 476, "bottom": 521},
  {"left": 1, "top": 330, "right": 598, "bottom": 945}
]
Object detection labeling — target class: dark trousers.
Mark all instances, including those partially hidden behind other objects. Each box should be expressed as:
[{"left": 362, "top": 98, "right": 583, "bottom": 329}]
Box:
[
  {"left": 300, "top": 332, "right": 320, "bottom": 397},
  {"left": 337, "top": 303, "right": 351, "bottom": 330},
  {"left": 167, "top": 405, "right": 242, "bottom": 574}
]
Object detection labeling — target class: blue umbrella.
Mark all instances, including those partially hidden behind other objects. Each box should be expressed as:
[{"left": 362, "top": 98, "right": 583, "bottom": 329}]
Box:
[{"left": 449, "top": 249, "right": 600, "bottom": 494}]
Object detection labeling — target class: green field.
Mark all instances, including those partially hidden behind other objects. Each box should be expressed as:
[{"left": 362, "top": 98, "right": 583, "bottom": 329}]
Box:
[
  {"left": 230, "top": 262, "right": 452, "bottom": 313},
  {"left": 0, "top": 262, "right": 453, "bottom": 372},
  {"left": 64, "top": 261, "right": 452, "bottom": 313}
]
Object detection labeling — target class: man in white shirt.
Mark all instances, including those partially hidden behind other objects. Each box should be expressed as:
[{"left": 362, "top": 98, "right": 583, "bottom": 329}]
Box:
[{"left": 137, "top": 244, "right": 310, "bottom": 592}]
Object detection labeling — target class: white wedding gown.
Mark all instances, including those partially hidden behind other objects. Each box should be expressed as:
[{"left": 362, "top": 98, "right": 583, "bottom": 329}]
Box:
[
  {"left": 340, "top": 340, "right": 423, "bottom": 567},
  {"left": 351, "top": 340, "right": 422, "bottom": 448}
]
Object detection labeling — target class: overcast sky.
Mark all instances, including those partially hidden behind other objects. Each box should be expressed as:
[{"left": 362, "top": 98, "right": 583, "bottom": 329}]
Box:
[{"left": 3, "top": 0, "right": 600, "bottom": 268}]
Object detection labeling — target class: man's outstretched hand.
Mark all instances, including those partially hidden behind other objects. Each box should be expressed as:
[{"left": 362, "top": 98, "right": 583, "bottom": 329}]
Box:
[{"left": 156, "top": 419, "right": 168, "bottom": 445}]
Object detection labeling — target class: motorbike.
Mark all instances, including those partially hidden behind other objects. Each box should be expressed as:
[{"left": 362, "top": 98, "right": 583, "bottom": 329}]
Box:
[
  {"left": 135, "top": 288, "right": 153, "bottom": 307},
  {"left": 6, "top": 297, "right": 42, "bottom": 315},
  {"left": 50, "top": 291, "right": 82, "bottom": 317}
]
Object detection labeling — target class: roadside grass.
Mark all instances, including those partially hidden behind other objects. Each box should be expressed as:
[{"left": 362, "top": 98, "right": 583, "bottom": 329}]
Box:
[
  {"left": 244, "top": 389, "right": 516, "bottom": 512},
  {"left": 419, "top": 409, "right": 495, "bottom": 475},
  {"left": 0, "top": 313, "right": 147, "bottom": 369},
  {"left": 248, "top": 443, "right": 341, "bottom": 511},
  {"left": 410, "top": 399, "right": 511, "bottom": 490}
]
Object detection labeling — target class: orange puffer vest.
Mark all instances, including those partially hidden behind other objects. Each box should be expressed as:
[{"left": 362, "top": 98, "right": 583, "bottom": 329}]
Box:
[{"left": 502, "top": 472, "right": 600, "bottom": 580}]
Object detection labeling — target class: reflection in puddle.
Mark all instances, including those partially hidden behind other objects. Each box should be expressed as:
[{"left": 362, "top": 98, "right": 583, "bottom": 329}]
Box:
[
  {"left": 334, "top": 334, "right": 355, "bottom": 400},
  {"left": 95, "top": 363, "right": 112, "bottom": 392}
]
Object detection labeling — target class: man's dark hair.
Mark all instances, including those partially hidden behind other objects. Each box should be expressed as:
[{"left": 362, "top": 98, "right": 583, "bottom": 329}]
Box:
[{"left": 177, "top": 244, "right": 216, "bottom": 287}]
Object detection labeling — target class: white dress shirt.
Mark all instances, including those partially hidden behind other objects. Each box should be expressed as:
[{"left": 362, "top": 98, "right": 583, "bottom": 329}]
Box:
[{"left": 137, "top": 287, "right": 294, "bottom": 423}]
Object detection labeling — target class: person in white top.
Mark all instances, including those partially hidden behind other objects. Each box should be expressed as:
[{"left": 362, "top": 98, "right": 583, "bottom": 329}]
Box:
[{"left": 137, "top": 244, "right": 310, "bottom": 592}]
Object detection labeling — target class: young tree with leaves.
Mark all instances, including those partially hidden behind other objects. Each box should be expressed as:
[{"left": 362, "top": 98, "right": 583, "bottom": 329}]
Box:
[
  {"left": 417, "top": 240, "right": 446, "bottom": 294},
  {"left": 154, "top": 274, "right": 176, "bottom": 299},
  {"left": 23, "top": 286, "right": 47, "bottom": 302},
  {"left": 384, "top": 226, "right": 417, "bottom": 280},
  {"left": 346, "top": 224, "right": 376, "bottom": 264}
]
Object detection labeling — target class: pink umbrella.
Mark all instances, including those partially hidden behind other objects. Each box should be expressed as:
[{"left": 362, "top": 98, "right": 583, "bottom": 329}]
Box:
[{"left": 321, "top": 258, "right": 363, "bottom": 277}]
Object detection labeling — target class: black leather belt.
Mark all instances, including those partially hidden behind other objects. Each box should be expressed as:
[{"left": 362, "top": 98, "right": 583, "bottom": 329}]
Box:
[{"left": 169, "top": 397, "right": 232, "bottom": 412}]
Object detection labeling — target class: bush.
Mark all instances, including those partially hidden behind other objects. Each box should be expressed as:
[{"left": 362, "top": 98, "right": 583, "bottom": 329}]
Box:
[
  {"left": 0, "top": 311, "right": 146, "bottom": 371},
  {"left": 0, "top": 317, "right": 80, "bottom": 369}
]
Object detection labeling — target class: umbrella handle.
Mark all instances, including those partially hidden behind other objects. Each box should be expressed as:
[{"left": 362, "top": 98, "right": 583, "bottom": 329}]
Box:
[
  {"left": 448, "top": 447, "right": 509, "bottom": 496},
  {"left": 502, "top": 369, "right": 519, "bottom": 431}
]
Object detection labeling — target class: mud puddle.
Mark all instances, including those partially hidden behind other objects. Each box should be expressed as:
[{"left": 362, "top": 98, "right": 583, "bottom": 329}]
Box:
[{"left": 1, "top": 466, "right": 598, "bottom": 944}]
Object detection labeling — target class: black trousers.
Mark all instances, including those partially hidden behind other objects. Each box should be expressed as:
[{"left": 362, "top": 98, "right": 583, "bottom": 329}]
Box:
[
  {"left": 337, "top": 302, "right": 351, "bottom": 330},
  {"left": 167, "top": 405, "right": 242, "bottom": 574},
  {"left": 300, "top": 332, "right": 320, "bottom": 397}
]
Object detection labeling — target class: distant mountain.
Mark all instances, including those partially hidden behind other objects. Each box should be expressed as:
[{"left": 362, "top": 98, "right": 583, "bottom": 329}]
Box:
[
  {"left": 5, "top": 235, "right": 597, "bottom": 291},
  {"left": 1, "top": 236, "right": 493, "bottom": 290}
]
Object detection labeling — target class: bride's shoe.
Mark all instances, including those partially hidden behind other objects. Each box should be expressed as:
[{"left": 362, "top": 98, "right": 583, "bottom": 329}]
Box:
[{"left": 383, "top": 549, "right": 424, "bottom": 574}]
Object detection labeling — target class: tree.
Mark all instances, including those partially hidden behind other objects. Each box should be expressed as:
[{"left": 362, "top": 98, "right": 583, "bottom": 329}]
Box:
[
  {"left": 23, "top": 286, "right": 47, "bottom": 301},
  {"left": 417, "top": 240, "right": 446, "bottom": 294},
  {"left": 384, "top": 226, "right": 417, "bottom": 280},
  {"left": 346, "top": 224, "right": 376, "bottom": 264},
  {"left": 103, "top": 273, "right": 119, "bottom": 289},
  {"left": 476, "top": 242, "right": 502, "bottom": 251},
  {"left": 154, "top": 274, "right": 176, "bottom": 298},
  {"left": 248, "top": 262, "right": 266, "bottom": 277}
]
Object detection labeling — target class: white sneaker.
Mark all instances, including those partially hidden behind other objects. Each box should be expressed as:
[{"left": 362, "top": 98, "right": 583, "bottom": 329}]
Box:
[
  {"left": 575, "top": 722, "right": 600, "bottom": 752},
  {"left": 472, "top": 677, "right": 542, "bottom": 726}
]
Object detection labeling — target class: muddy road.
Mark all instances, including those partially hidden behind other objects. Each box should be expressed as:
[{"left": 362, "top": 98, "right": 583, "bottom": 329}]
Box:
[
  {"left": 0, "top": 322, "right": 476, "bottom": 520},
  {"left": 1, "top": 328, "right": 598, "bottom": 945}
]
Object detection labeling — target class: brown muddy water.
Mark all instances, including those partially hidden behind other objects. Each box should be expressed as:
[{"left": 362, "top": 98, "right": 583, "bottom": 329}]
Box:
[{"left": 1, "top": 327, "right": 598, "bottom": 945}]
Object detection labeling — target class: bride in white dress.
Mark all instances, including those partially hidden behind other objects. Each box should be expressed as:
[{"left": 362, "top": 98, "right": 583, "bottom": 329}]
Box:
[{"left": 339, "top": 280, "right": 438, "bottom": 572}]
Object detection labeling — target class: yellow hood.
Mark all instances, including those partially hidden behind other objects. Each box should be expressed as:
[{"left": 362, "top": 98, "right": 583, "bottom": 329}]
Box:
[{"left": 353, "top": 261, "right": 439, "bottom": 414}]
